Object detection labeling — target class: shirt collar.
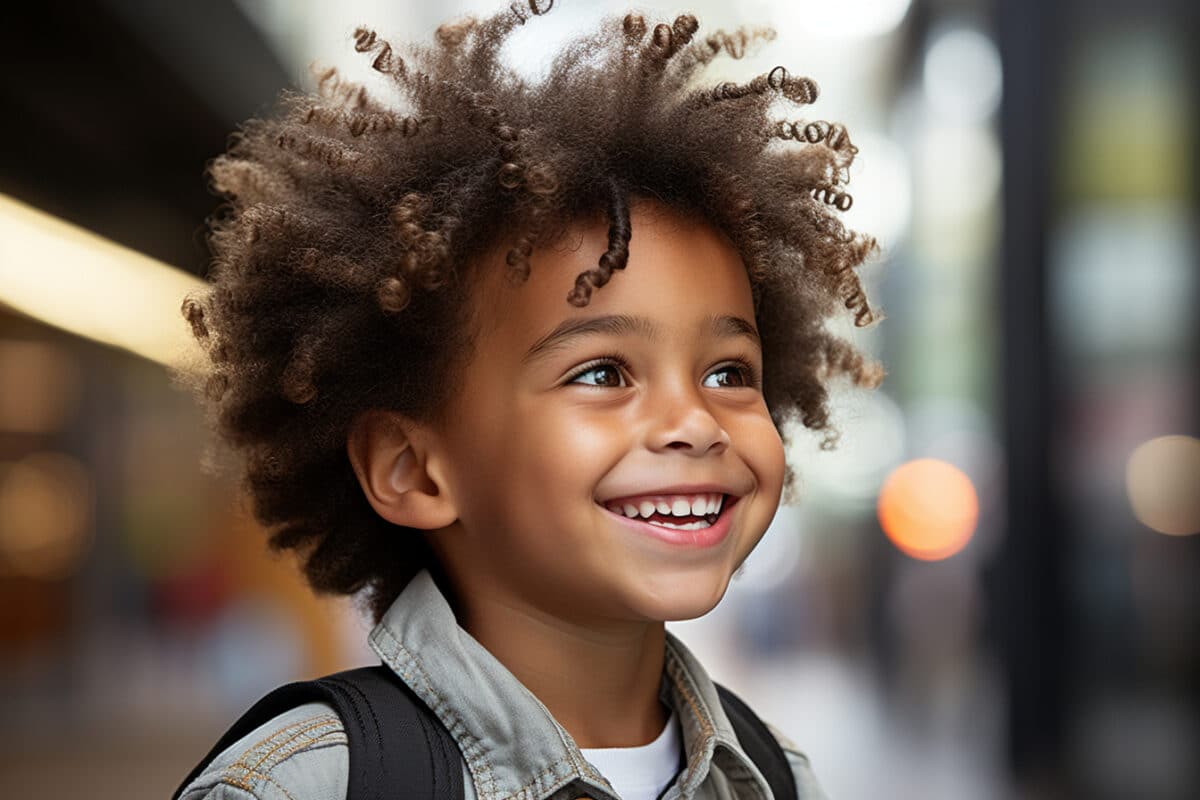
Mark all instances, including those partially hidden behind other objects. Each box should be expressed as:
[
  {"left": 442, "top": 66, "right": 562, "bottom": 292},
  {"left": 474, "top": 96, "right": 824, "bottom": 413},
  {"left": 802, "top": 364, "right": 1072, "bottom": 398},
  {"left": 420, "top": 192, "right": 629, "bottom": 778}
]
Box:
[{"left": 369, "top": 569, "right": 772, "bottom": 800}]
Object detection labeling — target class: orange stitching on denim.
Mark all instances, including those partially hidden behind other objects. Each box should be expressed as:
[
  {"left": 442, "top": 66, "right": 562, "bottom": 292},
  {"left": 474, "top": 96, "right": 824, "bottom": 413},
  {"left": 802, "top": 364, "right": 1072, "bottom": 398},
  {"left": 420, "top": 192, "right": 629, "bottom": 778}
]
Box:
[
  {"left": 375, "top": 627, "right": 505, "bottom": 799},
  {"left": 244, "top": 717, "right": 342, "bottom": 773},
  {"left": 222, "top": 769, "right": 301, "bottom": 800},
  {"left": 664, "top": 640, "right": 720, "bottom": 791},
  {"left": 264, "top": 730, "right": 348, "bottom": 770},
  {"left": 220, "top": 730, "right": 342, "bottom": 795},
  {"left": 671, "top": 669, "right": 710, "bottom": 781},
  {"left": 224, "top": 716, "right": 342, "bottom": 781},
  {"left": 666, "top": 640, "right": 715, "bottom": 736},
  {"left": 226, "top": 715, "right": 341, "bottom": 770},
  {"left": 223, "top": 768, "right": 268, "bottom": 792},
  {"left": 666, "top": 640, "right": 771, "bottom": 797},
  {"left": 259, "top": 773, "right": 299, "bottom": 800},
  {"left": 513, "top": 757, "right": 578, "bottom": 800},
  {"left": 374, "top": 619, "right": 591, "bottom": 800},
  {"left": 389, "top": 628, "right": 583, "bottom": 800},
  {"left": 225, "top": 720, "right": 308, "bottom": 768}
]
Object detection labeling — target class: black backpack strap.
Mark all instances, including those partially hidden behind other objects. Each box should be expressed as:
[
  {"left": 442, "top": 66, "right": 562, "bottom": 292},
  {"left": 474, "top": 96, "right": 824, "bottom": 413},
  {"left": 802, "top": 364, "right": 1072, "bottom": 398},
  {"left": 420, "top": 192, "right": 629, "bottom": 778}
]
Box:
[
  {"left": 715, "top": 683, "right": 798, "bottom": 800},
  {"left": 319, "top": 665, "right": 463, "bottom": 800},
  {"left": 173, "top": 664, "right": 464, "bottom": 800}
]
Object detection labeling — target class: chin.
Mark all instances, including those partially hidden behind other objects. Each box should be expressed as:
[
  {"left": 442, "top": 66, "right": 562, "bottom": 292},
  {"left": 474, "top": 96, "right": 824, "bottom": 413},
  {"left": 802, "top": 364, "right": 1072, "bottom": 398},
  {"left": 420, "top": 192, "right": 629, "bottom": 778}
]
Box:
[{"left": 630, "top": 570, "right": 734, "bottom": 622}]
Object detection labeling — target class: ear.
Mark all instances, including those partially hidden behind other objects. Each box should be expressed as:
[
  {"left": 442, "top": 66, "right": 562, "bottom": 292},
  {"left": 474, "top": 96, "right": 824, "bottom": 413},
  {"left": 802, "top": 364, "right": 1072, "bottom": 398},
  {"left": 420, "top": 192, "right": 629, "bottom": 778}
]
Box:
[{"left": 346, "top": 410, "right": 459, "bottom": 530}]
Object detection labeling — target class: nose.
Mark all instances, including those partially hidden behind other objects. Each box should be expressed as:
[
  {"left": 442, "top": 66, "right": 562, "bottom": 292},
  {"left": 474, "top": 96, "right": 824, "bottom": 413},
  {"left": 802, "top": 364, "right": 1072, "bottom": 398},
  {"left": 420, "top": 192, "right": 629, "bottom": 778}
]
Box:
[{"left": 644, "top": 382, "right": 731, "bottom": 456}]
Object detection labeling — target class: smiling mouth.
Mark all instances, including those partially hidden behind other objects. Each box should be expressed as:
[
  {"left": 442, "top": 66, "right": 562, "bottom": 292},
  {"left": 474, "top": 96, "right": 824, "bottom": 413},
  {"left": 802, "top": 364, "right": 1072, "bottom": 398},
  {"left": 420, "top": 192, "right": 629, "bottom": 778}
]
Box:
[{"left": 599, "top": 492, "right": 732, "bottom": 531}]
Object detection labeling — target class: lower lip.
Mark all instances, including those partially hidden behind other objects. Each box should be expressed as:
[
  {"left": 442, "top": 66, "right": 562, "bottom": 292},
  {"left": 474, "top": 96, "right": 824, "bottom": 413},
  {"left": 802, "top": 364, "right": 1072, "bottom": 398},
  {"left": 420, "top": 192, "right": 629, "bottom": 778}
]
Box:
[{"left": 599, "top": 496, "right": 740, "bottom": 548}]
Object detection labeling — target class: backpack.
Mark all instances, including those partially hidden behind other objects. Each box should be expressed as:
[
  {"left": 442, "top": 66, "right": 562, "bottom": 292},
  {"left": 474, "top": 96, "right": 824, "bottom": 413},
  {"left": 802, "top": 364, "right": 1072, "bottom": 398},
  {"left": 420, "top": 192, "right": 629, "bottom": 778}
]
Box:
[{"left": 173, "top": 664, "right": 798, "bottom": 800}]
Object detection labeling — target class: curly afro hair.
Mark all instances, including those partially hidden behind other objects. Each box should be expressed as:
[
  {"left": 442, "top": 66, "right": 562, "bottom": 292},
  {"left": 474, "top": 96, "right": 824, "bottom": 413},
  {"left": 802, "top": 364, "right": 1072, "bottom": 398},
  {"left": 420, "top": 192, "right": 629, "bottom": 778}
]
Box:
[{"left": 179, "top": 1, "right": 885, "bottom": 621}]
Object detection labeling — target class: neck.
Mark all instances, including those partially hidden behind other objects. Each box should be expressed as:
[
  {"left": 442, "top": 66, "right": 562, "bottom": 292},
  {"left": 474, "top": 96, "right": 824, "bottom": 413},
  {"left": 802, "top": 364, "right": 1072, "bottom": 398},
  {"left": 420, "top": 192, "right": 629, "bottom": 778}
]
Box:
[{"left": 451, "top": 584, "right": 669, "bottom": 749}]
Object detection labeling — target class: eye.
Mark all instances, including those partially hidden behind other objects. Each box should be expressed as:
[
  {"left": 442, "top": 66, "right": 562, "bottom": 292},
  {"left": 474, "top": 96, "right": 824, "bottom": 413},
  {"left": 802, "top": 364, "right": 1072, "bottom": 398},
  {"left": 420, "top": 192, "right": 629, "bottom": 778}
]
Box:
[
  {"left": 567, "top": 360, "right": 627, "bottom": 387},
  {"left": 703, "top": 361, "right": 759, "bottom": 389}
]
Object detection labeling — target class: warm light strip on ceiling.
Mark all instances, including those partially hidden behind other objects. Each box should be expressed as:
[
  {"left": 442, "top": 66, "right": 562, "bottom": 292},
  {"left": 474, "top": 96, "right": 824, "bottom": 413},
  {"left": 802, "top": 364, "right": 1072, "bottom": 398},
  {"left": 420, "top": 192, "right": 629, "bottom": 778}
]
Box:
[{"left": 0, "top": 193, "right": 206, "bottom": 369}]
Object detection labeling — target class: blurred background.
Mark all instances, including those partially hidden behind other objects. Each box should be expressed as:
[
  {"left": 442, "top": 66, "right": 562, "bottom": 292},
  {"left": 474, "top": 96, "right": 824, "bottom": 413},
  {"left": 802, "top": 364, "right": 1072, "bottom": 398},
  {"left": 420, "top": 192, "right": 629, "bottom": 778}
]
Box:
[{"left": 1, "top": 0, "right": 1196, "bottom": 797}]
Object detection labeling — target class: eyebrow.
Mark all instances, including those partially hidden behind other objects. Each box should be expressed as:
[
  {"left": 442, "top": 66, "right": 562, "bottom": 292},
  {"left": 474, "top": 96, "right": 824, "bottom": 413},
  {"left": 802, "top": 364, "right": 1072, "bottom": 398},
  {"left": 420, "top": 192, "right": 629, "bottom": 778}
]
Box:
[
  {"left": 521, "top": 313, "right": 761, "bottom": 364},
  {"left": 709, "top": 314, "right": 761, "bottom": 346}
]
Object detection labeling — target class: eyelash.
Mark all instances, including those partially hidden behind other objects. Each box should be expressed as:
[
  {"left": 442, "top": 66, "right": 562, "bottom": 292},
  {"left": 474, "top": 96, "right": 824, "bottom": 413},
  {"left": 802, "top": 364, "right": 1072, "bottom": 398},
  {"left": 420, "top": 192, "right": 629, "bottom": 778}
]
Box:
[
  {"left": 715, "top": 358, "right": 763, "bottom": 389},
  {"left": 564, "top": 354, "right": 632, "bottom": 387},
  {"left": 565, "top": 353, "right": 762, "bottom": 389}
]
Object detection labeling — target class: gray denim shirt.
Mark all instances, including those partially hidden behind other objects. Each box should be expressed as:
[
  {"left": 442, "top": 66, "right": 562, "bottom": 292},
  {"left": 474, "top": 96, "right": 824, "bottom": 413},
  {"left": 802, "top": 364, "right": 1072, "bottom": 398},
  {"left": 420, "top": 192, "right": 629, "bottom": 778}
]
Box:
[{"left": 179, "top": 570, "right": 828, "bottom": 800}]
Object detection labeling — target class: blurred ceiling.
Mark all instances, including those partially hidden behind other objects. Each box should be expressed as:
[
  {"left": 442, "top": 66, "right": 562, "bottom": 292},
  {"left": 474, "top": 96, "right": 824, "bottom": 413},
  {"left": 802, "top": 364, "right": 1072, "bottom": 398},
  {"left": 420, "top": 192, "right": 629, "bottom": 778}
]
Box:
[{"left": 0, "top": 0, "right": 291, "bottom": 277}]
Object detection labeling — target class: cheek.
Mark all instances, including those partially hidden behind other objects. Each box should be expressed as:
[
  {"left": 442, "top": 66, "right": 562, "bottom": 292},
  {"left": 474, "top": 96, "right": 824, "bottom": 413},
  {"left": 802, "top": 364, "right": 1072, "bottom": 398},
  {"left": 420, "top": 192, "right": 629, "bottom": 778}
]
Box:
[
  {"left": 511, "top": 400, "right": 629, "bottom": 489},
  {"left": 743, "top": 414, "right": 787, "bottom": 499},
  {"left": 454, "top": 398, "right": 629, "bottom": 526}
]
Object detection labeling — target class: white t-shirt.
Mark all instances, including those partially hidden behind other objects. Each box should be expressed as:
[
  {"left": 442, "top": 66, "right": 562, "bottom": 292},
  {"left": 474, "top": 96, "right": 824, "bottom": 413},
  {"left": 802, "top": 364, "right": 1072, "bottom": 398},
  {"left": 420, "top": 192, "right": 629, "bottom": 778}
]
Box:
[{"left": 580, "top": 710, "right": 683, "bottom": 800}]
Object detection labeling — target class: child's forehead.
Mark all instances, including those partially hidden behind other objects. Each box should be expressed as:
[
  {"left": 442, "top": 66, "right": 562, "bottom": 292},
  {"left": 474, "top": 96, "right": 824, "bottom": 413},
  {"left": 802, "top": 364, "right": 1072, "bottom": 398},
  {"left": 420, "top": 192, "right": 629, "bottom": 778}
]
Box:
[{"left": 468, "top": 199, "right": 758, "bottom": 348}]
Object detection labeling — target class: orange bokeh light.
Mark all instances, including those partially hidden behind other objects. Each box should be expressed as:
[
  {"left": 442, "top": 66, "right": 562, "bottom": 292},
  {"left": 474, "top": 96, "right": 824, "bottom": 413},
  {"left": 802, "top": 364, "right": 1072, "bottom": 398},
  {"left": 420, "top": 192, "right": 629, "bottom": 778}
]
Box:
[
  {"left": 878, "top": 458, "right": 979, "bottom": 561},
  {"left": 1125, "top": 435, "right": 1200, "bottom": 536}
]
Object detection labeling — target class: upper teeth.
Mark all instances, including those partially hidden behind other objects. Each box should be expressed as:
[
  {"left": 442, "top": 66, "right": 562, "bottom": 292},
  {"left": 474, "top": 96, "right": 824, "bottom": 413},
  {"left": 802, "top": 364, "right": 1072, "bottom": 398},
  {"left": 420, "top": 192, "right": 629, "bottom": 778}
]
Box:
[{"left": 604, "top": 493, "right": 725, "bottom": 519}]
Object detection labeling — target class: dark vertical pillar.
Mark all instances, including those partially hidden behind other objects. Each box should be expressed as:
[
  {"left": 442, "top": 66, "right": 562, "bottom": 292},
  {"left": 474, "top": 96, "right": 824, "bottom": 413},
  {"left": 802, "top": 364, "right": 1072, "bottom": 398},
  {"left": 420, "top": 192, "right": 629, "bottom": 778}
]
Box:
[
  {"left": 1190, "top": 2, "right": 1200, "bottom": 755},
  {"left": 1190, "top": 3, "right": 1200, "bottom": 411},
  {"left": 992, "top": 0, "right": 1068, "bottom": 789}
]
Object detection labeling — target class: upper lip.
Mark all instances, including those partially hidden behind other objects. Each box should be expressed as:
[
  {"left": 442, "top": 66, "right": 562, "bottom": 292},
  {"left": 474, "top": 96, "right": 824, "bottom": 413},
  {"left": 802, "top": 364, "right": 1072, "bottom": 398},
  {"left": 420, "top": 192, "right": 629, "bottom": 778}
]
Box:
[{"left": 597, "top": 484, "right": 743, "bottom": 505}]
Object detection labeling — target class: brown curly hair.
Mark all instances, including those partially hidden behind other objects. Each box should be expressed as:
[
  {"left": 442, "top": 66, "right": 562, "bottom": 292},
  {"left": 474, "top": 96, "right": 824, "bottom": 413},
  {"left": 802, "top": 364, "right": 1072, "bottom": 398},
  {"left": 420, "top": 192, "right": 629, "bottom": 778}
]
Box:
[{"left": 178, "top": 1, "right": 885, "bottom": 621}]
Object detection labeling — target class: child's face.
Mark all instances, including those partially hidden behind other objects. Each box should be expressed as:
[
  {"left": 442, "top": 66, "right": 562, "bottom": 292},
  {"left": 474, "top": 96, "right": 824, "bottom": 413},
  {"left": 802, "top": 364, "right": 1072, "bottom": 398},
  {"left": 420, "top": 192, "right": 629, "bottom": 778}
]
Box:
[{"left": 429, "top": 198, "right": 786, "bottom": 624}]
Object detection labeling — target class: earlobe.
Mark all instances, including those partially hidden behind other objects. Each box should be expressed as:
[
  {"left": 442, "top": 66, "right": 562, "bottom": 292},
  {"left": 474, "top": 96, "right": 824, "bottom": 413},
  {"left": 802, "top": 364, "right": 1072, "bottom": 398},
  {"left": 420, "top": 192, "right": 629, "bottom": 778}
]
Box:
[{"left": 346, "top": 410, "right": 459, "bottom": 531}]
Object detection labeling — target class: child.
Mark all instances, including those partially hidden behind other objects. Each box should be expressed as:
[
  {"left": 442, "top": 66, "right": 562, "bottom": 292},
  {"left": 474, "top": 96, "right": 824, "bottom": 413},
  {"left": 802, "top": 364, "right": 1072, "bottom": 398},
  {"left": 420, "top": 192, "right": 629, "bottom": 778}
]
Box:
[{"left": 175, "top": 2, "right": 883, "bottom": 798}]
